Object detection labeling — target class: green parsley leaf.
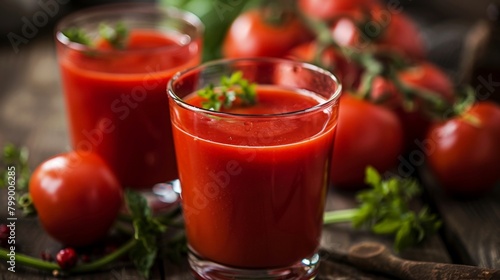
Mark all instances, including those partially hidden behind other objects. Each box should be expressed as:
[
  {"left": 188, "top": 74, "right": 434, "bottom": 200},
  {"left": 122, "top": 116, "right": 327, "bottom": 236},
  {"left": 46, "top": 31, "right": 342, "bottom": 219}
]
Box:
[
  {"left": 62, "top": 27, "right": 92, "bottom": 46},
  {"left": 125, "top": 190, "right": 167, "bottom": 278},
  {"left": 197, "top": 71, "right": 257, "bottom": 111},
  {"left": 352, "top": 166, "right": 442, "bottom": 251},
  {"left": 62, "top": 22, "right": 129, "bottom": 49},
  {"left": 99, "top": 22, "right": 129, "bottom": 49}
]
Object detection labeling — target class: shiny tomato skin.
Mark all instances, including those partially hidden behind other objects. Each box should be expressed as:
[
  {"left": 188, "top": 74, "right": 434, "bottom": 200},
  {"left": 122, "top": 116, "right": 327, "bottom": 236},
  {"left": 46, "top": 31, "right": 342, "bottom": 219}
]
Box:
[
  {"left": 330, "top": 9, "right": 425, "bottom": 60},
  {"left": 426, "top": 102, "right": 500, "bottom": 196},
  {"left": 30, "top": 151, "right": 123, "bottom": 246},
  {"left": 286, "top": 41, "right": 362, "bottom": 89},
  {"left": 399, "top": 62, "right": 455, "bottom": 103},
  {"left": 369, "top": 62, "right": 455, "bottom": 109},
  {"left": 222, "top": 9, "right": 311, "bottom": 58},
  {"left": 399, "top": 62, "right": 455, "bottom": 149},
  {"left": 369, "top": 62, "right": 455, "bottom": 151},
  {"left": 299, "top": 0, "right": 378, "bottom": 21},
  {"left": 331, "top": 94, "right": 404, "bottom": 189},
  {"left": 374, "top": 12, "right": 426, "bottom": 60}
]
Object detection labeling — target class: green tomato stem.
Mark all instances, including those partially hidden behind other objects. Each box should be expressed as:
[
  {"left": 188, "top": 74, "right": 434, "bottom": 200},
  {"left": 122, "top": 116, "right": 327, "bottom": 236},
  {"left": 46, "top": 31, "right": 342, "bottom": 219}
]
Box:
[
  {"left": 323, "top": 209, "right": 358, "bottom": 224},
  {"left": 0, "top": 248, "right": 59, "bottom": 271},
  {"left": 0, "top": 237, "right": 137, "bottom": 274},
  {"left": 70, "top": 238, "right": 137, "bottom": 273},
  {"left": 388, "top": 67, "right": 450, "bottom": 114}
]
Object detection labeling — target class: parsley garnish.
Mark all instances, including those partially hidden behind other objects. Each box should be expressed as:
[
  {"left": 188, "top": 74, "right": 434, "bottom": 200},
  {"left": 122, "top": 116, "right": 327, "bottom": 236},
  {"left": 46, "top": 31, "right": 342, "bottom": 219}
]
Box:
[
  {"left": 62, "top": 21, "right": 129, "bottom": 49},
  {"left": 197, "top": 71, "right": 257, "bottom": 111},
  {"left": 324, "top": 166, "right": 442, "bottom": 251},
  {"left": 99, "top": 22, "right": 129, "bottom": 49},
  {"left": 125, "top": 190, "right": 167, "bottom": 279},
  {"left": 62, "top": 27, "right": 92, "bottom": 46}
]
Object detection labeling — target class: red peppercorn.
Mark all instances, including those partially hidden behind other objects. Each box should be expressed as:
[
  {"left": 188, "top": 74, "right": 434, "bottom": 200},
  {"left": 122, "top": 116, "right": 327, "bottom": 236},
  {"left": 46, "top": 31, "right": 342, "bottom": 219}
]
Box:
[{"left": 56, "top": 248, "right": 78, "bottom": 270}]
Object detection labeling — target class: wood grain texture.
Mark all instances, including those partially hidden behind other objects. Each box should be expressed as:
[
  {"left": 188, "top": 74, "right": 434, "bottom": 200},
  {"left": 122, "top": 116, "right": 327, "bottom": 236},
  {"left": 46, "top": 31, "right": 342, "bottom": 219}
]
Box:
[
  {"left": 321, "top": 189, "right": 451, "bottom": 265},
  {"left": 344, "top": 242, "right": 500, "bottom": 280},
  {"left": 421, "top": 167, "right": 500, "bottom": 269}
]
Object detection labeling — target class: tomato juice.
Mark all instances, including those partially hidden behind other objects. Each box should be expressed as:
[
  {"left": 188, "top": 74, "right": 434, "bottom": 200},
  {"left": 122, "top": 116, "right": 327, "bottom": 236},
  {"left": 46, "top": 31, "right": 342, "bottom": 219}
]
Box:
[
  {"left": 171, "top": 87, "right": 337, "bottom": 268},
  {"left": 57, "top": 30, "right": 201, "bottom": 188}
]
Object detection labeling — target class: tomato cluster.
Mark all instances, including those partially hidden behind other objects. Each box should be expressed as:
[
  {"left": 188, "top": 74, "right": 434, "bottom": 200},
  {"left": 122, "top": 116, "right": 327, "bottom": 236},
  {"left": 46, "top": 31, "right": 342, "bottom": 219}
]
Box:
[{"left": 222, "top": 0, "right": 500, "bottom": 195}]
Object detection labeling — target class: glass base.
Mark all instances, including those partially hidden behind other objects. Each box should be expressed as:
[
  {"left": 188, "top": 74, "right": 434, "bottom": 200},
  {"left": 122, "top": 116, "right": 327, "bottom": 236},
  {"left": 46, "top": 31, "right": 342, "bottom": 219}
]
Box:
[{"left": 188, "top": 249, "right": 320, "bottom": 280}]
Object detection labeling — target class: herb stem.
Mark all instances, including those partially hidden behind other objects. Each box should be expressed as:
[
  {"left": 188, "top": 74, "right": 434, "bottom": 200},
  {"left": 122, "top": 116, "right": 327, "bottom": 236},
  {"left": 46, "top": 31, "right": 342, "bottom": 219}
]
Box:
[
  {"left": 0, "top": 238, "right": 137, "bottom": 274},
  {"left": 0, "top": 249, "right": 59, "bottom": 271},
  {"left": 323, "top": 209, "right": 358, "bottom": 224},
  {"left": 70, "top": 238, "right": 137, "bottom": 273}
]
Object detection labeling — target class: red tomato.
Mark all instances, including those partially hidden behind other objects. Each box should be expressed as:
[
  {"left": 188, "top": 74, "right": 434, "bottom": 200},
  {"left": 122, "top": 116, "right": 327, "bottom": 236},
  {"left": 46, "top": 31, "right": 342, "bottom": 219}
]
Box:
[
  {"left": 331, "top": 94, "right": 404, "bottom": 189},
  {"left": 286, "top": 41, "right": 362, "bottom": 89},
  {"left": 426, "top": 102, "right": 500, "bottom": 196},
  {"left": 222, "top": 9, "right": 311, "bottom": 58},
  {"left": 299, "top": 0, "right": 379, "bottom": 21},
  {"left": 369, "top": 62, "right": 455, "bottom": 150},
  {"left": 372, "top": 12, "right": 426, "bottom": 60},
  {"left": 399, "top": 62, "right": 454, "bottom": 100},
  {"left": 30, "top": 151, "right": 123, "bottom": 246},
  {"left": 331, "top": 9, "right": 425, "bottom": 60}
]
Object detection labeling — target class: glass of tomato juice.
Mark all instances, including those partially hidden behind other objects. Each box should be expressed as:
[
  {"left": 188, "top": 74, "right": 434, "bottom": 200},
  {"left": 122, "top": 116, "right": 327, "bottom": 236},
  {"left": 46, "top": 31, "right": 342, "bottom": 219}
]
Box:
[
  {"left": 168, "top": 58, "right": 341, "bottom": 279},
  {"left": 54, "top": 4, "right": 203, "bottom": 196}
]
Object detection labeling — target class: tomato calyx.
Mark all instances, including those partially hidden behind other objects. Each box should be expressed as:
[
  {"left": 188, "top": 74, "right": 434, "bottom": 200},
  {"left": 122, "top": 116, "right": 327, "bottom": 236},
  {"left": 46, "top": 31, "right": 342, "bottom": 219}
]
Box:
[{"left": 448, "top": 86, "right": 483, "bottom": 127}]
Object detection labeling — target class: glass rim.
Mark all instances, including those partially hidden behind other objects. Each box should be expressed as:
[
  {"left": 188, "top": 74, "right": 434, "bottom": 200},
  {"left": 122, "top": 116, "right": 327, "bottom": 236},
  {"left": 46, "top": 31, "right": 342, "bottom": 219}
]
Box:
[
  {"left": 54, "top": 3, "right": 204, "bottom": 54},
  {"left": 167, "top": 57, "right": 343, "bottom": 119}
]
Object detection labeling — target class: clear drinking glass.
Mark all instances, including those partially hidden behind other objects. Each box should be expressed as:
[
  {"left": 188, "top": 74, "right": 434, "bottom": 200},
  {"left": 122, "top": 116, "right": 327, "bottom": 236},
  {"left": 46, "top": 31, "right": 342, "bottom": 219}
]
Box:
[
  {"left": 168, "top": 58, "right": 341, "bottom": 279},
  {"left": 55, "top": 3, "right": 203, "bottom": 205}
]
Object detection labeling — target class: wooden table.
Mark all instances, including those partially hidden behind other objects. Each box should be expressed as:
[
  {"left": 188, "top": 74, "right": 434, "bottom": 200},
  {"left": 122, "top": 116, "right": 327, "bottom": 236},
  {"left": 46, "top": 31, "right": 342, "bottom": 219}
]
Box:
[{"left": 0, "top": 31, "right": 499, "bottom": 280}]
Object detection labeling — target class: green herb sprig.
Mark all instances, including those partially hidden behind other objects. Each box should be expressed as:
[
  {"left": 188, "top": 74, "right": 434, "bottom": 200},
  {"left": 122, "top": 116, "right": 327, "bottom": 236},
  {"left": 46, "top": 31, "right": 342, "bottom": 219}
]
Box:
[
  {"left": 125, "top": 190, "right": 167, "bottom": 278},
  {"left": 324, "top": 166, "right": 442, "bottom": 251},
  {"left": 197, "top": 71, "right": 257, "bottom": 111},
  {"left": 99, "top": 22, "right": 129, "bottom": 49},
  {"left": 62, "top": 22, "right": 129, "bottom": 49},
  {"left": 62, "top": 27, "right": 92, "bottom": 46}
]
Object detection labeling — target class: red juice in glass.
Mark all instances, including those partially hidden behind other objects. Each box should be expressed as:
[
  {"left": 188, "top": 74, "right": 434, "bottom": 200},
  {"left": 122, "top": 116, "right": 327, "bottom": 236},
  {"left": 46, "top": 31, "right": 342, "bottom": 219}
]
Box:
[
  {"left": 55, "top": 4, "right": 203, "bottom": 188},
  {"left": 168, "top": 59, "right": 341, "bottom": 279}
]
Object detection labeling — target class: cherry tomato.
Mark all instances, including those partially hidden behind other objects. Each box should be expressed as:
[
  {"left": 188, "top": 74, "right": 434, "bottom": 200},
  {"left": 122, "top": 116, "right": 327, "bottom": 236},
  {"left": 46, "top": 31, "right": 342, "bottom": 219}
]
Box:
[
  {"left": 30, "top": 151, "right": 123, "bottom": 246},
  {"left": 286, "top": 41, "right": 362, "bottom": 89},
  {"left": 399, "top": 62, "right": 454, "bottom": 101},
  {"left": 331, "top": 94, "right": 404, "bottom": 189},
  {"left": 222, "top": 9, "right": 311, "bottom": 58},
  {"left": 372, "top": 12, "right": 426, "bottom": 60},
  {"left": 331, "top": 9, "right": 425, "bottom": 60},
  {"left": 369, "top": 62, "right": 455, "bottom": 150},
  {"left": 426, "top": 102, "right": 500, "bottom": 196},
  {"left": 299, "top": 0, "right": 378, "bottom": 21}
]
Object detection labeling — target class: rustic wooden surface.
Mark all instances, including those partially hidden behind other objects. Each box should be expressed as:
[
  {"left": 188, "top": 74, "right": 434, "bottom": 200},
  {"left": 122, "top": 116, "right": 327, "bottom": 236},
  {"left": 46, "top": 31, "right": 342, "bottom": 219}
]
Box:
[{"left": 0, "top": 30, "right": 499, "bottom": 280}]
